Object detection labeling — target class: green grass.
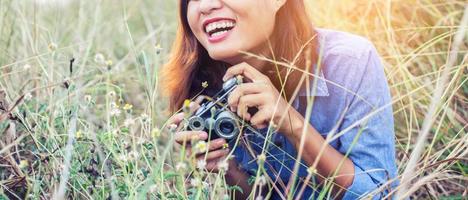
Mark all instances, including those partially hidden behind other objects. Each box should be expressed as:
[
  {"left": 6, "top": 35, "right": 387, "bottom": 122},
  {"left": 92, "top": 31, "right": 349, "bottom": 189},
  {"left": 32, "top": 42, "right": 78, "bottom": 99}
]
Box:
[{"left": 0, "top": 0, "right": 467, "bottom": 199}]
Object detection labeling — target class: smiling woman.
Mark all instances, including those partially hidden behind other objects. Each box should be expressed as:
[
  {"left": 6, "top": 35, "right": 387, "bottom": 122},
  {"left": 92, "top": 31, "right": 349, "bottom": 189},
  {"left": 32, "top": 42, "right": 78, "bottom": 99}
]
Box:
[
  {"left": 162, "top": 0, "right": 319, "bottom": 112},
  {"left": 160, "top": 0, "right": 397, "bottom": 199}
]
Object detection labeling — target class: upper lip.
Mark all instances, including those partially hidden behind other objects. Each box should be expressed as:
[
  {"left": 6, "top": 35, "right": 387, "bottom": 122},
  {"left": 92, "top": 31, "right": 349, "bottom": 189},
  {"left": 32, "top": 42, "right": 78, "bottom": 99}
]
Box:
[{"left": 202, "top": 17, "right": 236, "bottom": 32}]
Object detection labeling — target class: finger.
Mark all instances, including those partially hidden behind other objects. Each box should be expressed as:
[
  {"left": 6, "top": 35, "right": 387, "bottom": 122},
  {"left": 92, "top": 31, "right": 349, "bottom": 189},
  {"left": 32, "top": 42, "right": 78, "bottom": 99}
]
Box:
[
  {"left": 174, "top": 131, "right": 208, "bottom": 144},
  {"left": 195, "top": 95, "right": 206, "bottom": 105},
  {"left": 205, "top": 160, "right": 221, "bottom": 172},
  {"left": 192, "top": 138, "right": 227, "bottom": 156},
  {"left": 168, "top": 100, "right": 202, "bottom": 126},
  {"left": 237, "top": 94, "right": 264, "bottom": 121},
  {"left": 227, "top": 83, "right": 266, "bottom": 112},
  {"left": 196, "top": 148, "right": 229, "bottom": 161},
  {"left": 167, "top": 112, "right": 185, "bottom": 126},
  {"left": 205, "top": 138, "right": 227, "bottom": 152},
  {"left": 188, "top": 101, "right": 201, "bottom": 113},
  {"left": 250, "top": 108, "right": 271, "bottom": 129},
  {"left": 223, "top": 62, "right": 268, "bottom": 83}
]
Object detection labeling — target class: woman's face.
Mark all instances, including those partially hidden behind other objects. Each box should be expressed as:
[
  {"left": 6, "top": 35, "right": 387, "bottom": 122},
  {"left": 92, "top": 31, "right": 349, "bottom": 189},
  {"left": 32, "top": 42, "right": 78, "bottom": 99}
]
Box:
[{"left": 186, "top": 0, "right": 285, "bottom": 65}]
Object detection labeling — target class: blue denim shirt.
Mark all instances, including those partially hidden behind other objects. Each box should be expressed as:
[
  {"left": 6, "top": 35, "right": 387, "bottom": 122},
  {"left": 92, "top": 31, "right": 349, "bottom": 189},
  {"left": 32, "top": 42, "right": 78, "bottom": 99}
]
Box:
[{"left": 231, "top": 28, "right": 398, "bottom": 199}]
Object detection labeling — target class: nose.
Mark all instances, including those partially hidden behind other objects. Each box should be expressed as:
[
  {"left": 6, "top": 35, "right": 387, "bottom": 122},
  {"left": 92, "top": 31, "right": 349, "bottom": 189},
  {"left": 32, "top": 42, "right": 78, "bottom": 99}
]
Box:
[{"left": 199, "top": 0, "right": 223, "bottom": 15}]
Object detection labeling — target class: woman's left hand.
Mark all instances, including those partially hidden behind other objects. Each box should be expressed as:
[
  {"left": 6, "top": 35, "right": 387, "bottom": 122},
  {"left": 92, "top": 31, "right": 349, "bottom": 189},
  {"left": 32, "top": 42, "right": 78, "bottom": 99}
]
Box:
[{"left": 223, "top": 62, "right": 300, "bottom": 133}]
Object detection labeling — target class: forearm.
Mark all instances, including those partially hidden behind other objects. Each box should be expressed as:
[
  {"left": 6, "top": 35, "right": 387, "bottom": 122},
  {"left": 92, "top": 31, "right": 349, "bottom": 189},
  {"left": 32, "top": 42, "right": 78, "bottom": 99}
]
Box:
[
  {"left": 283, "top": 111, "right": 355, "bottom": 192},
  {"left": 224, "top": 160, "right": 253, "bottom": 200}
]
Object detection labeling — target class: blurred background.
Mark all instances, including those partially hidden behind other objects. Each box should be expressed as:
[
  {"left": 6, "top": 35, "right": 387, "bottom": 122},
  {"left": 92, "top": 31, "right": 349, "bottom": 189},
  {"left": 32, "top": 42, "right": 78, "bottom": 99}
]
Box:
[{"left": 0, "top": 0, "right": 466, "bottom": 199}]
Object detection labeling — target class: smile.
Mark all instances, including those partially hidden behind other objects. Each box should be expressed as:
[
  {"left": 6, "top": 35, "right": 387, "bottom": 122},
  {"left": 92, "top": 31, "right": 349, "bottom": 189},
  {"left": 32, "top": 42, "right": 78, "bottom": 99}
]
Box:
[{"left": 203, "top": 18, "right": 236, "bottom": 43}]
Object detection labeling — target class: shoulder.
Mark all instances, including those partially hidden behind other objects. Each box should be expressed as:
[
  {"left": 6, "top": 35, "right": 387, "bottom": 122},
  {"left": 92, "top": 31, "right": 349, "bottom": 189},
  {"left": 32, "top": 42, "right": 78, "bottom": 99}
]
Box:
[
  {"left": 314, "top": 28, "right": 389, "bottom": 106},
  {"left": 315, "top": 28, "right": 384, "bottom": 85},
  {"left": 315, "top": 28, "right": 377, "bottom": 60}
]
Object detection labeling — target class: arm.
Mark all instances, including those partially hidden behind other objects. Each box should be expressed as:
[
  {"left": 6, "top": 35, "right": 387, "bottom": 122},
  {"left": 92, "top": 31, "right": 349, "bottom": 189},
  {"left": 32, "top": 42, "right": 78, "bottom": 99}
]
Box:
[
  {"left": 224, "top": 159, "right": 254, "bottom": 200},
  {"left": 284, "top": 110, "right": 354, "bottom": 198},
  {"left": 284, "top": 43, "right": 397, "bottom": 199},
  {"left": 223, "top": 42, "right": 397, "bottom": 199}
]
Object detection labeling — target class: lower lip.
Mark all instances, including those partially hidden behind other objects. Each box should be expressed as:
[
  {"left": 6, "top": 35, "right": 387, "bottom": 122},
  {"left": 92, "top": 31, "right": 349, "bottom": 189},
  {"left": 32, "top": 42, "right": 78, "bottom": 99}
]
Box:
[{"left": 207, "top": 27, "right": 234, "bottom": 43}]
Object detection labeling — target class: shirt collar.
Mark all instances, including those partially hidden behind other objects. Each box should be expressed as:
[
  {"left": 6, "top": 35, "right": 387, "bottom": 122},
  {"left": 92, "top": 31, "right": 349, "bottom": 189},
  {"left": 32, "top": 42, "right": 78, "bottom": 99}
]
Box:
[{"left": 298, "top": 70, "right": 329, "bottom": 97}]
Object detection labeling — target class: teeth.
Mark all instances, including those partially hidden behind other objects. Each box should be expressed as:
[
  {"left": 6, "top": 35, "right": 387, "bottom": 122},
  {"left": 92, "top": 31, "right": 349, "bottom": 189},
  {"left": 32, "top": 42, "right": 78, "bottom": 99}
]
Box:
[
  {"left": 205, "top": 20, "right": 235, "bottom": 34},
  {"left": 211, "top": 30, "right": 228, "bottom": 37}
]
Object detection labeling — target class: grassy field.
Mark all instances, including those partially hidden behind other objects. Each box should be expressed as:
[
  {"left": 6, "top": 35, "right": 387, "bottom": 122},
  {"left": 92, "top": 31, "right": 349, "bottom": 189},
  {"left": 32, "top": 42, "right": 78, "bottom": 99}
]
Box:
[{"left": 0, "top": 0, "right": 466, "bottom": 199}]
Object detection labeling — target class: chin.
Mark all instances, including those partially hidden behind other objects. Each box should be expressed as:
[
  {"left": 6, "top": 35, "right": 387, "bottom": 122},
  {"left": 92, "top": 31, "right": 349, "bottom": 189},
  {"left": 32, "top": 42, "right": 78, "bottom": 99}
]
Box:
[{"left": 207, "top": 49, "right": 241, "bottom": 64}]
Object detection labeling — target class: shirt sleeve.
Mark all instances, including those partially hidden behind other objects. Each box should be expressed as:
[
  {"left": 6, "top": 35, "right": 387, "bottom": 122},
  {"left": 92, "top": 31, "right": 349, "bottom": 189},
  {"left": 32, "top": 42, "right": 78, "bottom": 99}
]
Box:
[{"left": 335, "top": 43, "right": 398, "bottom": 199}]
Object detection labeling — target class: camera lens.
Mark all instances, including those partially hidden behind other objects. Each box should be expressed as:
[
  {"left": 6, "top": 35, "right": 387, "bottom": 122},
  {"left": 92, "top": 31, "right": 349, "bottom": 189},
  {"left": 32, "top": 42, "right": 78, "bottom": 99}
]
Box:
[
  {"left": 214, "top": 111, "right": 239, "bottom": 140},
  {"left": 219, "top": 119, "right": 235, "bottom": 133},
  {"left": 188, "top": 116, "right": 205, "bottom": 131}
]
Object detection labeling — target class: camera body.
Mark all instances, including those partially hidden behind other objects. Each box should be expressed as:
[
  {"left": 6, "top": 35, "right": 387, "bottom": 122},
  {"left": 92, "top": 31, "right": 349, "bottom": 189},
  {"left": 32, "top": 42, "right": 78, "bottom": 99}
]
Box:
[{"left": 185, "top": 77, "right": 257, "bottom": 141}]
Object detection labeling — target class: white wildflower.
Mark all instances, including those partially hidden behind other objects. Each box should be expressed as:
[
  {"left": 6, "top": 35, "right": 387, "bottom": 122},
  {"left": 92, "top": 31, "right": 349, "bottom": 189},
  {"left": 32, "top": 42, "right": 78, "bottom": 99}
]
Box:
[
  {"left": 110, "top": 108, "right": 121, "bottom": 117},
  {"left": 175, "top": 162, "right": 187, "bottom": 171},
  {"left": 202, "top": 181, "right": 209, "bottom": 188},
  {"left": 197, "top": 159, "right": 207, "bottom": 170},
  {"left": 108, "top": 91, "right": 116, "bottom": 98},
  {"left": 217, "top": 160, "right": 229, "bottom": 171},
  {"left": 149, "top": 185, "right": 158, "bottom": 193},
  {"left": 190, "top": 177, "right": 202, "bottom": 187},
  {"left": 24, "top": 92, "right": 32, "bottom": 101},
  {"left": 110, "top": 102, "right": 118, "bottom": 109},
  {"left": 94, "top": 53, "right": 106, "bottom": 65},
  {"left": 140, "top": 113, "right": 151, "bottom": 124},
  {"left": 257, "top": 175, "right": 267, "bottom": 186},
  {"left": 23, "top": 64, "right": 31, "bottom": 70},
  {"left": 48, "top": 42, "right": 57, "bottom": 51},
  {"left": 124, "top": 118, "right": 135, "bottom": 127}
]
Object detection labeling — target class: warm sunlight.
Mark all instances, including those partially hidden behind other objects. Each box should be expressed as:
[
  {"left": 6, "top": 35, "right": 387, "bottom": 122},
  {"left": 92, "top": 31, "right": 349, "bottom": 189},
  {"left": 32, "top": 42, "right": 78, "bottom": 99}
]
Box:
[{"left": 0, "top": 0, "right": 466, "bottom": 199}]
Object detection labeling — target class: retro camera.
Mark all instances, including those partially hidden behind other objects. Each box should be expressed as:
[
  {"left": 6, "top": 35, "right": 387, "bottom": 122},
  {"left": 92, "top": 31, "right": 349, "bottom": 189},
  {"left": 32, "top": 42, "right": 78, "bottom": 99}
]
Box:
[{"left": 185, "top": 76, "right": 259, "bottom": 141}]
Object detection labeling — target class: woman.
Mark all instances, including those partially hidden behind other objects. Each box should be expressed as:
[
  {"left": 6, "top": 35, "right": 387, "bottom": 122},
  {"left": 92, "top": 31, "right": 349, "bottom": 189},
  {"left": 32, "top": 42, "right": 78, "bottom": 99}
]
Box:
[{"left": 161, "top": 0, "right": 397, "bottom": 199}]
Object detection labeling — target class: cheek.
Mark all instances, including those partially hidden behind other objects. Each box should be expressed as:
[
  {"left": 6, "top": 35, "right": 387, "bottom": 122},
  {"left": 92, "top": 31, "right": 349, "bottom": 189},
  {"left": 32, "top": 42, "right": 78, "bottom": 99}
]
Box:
[
  {"left": 238, "top": 2, "right": 276, "bottom": 35},
  {"left": 239, "top": 11, "right": 276, "bottom": 47},
  {"left": 186, "top": 7, "right": 202, "bottom": 36}
]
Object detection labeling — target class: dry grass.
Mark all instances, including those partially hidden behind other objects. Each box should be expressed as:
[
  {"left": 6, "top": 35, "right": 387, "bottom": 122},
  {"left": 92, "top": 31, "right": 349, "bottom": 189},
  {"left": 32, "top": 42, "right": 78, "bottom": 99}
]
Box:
[{"left": 0, "top": 0, "right": 466, "bottom": 199}]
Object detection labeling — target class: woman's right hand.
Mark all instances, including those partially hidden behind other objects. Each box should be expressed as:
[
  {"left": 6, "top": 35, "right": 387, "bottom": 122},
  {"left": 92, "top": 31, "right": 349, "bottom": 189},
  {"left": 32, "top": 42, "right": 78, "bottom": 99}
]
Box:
[{"left": 169, "top": 101, "right": 231, "bottom": 173}]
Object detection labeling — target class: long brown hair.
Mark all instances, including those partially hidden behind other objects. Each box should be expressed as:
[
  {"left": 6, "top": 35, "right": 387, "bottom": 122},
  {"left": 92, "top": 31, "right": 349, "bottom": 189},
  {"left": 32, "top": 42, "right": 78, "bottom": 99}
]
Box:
[{"left": 161, "top": 0, "right": 319, "bottom": 113}]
